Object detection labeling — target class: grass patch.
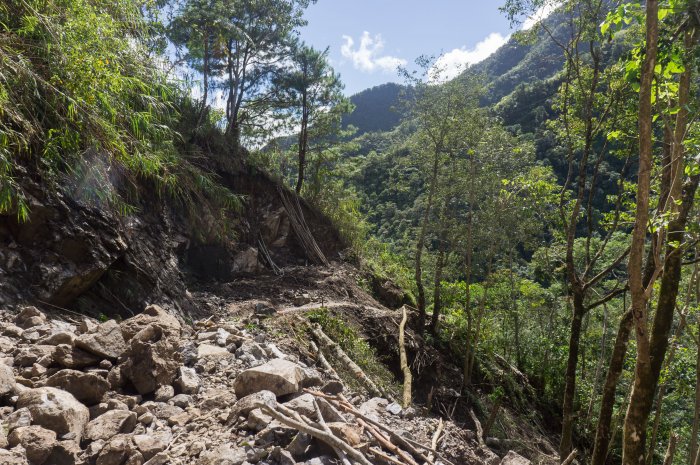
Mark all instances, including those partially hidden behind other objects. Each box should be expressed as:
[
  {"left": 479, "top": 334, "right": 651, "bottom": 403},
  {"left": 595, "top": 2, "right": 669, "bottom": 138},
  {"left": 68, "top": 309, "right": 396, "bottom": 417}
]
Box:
[{"left": 307, "top": 308, "right": 400, "bottom": 398}]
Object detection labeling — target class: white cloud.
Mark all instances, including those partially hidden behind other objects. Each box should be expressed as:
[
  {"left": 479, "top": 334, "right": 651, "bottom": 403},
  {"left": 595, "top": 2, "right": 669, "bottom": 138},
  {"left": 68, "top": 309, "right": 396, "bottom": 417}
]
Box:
[
  {"left": 340, "top": 31, "right": 406, "bottom": 73},
  {"left": 430, "top": 32, "right": 510, "bottom": 82},
  {"left": 522, "top": 1, "right": 561, "bottom": 30}
]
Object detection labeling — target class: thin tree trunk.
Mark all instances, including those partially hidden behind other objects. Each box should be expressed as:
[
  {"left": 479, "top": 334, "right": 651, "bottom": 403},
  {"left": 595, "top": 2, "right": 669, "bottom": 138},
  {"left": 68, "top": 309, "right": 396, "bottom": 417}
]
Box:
[
  {"left": 560, "top": 291, "right": 586, "bottom": 459},
  {"left": 591, "top": 309, "right": 633, "bottom": 465},
  {"left": 296, "top": 89, "right": 308, "bottom": 194},
  {"left": 662, "top": 433, "right": 678, "bottom": 465},
  {"left": 624, "top": 25, "right": 697, "bottom": 464},
  {"left": 586, "top": 304, "right": 609, "bottom": 424},
  {"left": 623, "top": 1, "right": 660, "bottom": 462},
  {"left": 430, "top": 227, "right": 448, "bottom": 335},
  {"left": 415, "top": 149, "right": 441, "bottom": 336}
]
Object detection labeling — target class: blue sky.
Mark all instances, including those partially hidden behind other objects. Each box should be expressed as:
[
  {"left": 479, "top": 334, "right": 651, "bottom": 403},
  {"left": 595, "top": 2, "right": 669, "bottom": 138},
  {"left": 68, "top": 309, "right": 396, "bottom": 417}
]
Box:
[{"left": 299, "top": 1, "right": 526, "bottom": 95}]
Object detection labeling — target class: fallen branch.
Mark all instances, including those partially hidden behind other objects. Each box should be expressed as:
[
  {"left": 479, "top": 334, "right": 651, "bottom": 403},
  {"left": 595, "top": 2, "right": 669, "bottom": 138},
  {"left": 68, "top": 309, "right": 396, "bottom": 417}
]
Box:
[
  {"left": 399, "top": 306, "right": 412, "bottom": 408},
  {"left": 469, "top": 409, "right": 486, "bottom": 448},
  {"left": 427, "top": 418, "right": 444, "bottom": 464},
  {"left": 561, "top": 448, "right": 578, "bottom": 465},
  {"left": 314, "top": 399, "right": 351, "bottom": 465},
  {"left": 258, "top": 402, "right": 373, "bottom": 465},
  {"left": 310, "top": 324, "right": 389, "bottom": 400},
  {"left": 304, "top": 389, "right": 448, "bottom": 465},
  {"left": 357, "top": 417, "right": 419, "bottom": 465},
  {"left": 309, "top": 340, "right": 341, "bottom": 380},
  {"left": 370, "top": 447, "right": 405, "bottom": 465}
]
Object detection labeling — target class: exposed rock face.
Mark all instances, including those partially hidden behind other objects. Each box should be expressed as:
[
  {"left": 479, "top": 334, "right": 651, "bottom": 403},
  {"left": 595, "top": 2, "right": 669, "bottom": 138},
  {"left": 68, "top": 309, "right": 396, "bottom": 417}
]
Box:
[
  {"left": 44, "top": 369, "right": 109, "bottom": 405},
  {"left": 233, "top": 359, "right": 306, "bottom": 397},
  {"left": 122, "top": 324, "right": 180, "bottom": 395},
  {"left": 75, "top": 319, "right": 126, "bottom": 360},
  {"left": 16, "top": 387, "right": 90, "bottom": 442}
]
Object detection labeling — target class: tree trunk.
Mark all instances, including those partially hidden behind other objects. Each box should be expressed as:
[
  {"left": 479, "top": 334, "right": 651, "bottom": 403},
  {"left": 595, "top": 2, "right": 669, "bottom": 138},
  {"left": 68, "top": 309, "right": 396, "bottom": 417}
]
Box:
[
  {"left": 622, "top": 1, "right": 659, "bottom": 462},
  {"left": 560, "top": 291, "right": 586, "bottom": 459},
  {"left": 662, "top": 433, "right": 678, "bottom": 465},
  {"left": 591, "top": 309, "right": 633, "bottom": 465},
  {"left": 430, "top": 228, "right": 448, "bottom": 335},
  {"left": 692, "top": 321, "right": 700, "bottom": 465},
  {"left": 415, "top": 150, "right": 441, "bottom": 336},
  {"left": 624, "top": 23, "right": 697, "bottom": 464},
  {"left": 295, "top": 89, "right": 308, "bottom": 194},
  {"left": 197, "top": 30, "right": 210, "bottom": 128}
]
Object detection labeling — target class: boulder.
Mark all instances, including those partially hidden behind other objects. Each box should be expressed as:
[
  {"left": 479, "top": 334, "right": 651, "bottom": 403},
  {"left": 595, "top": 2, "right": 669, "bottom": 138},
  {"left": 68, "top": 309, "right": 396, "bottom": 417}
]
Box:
[
  {"left": 0, "top": 362, "right": 15, "bottom": 395},
  {"left": 154, "top": 385, "right": 175, "bottom": 402},
  {"left": 44, "top": 369, "right": 109, "bottom": 405},
  {"left": 247, "top": 408, "right": 272, "bottom": 431},
  {"left": 76, "top": 320, "right": 126, "bottom": 360},
  {"left": 169, "top": 394, "right": 192, "bottom": 408},
  {"left": 45, "top": 439, "right": 82, "bottom": 465},
  {"left": 122, "top": 324, "right": 180, "bottom": 395},
  {"left": 500, "top": 451, "right": 532, "bottom": 465},
  {"left": 0, "top": 448, "right": 29, "bottom": 465},
  {"left": 174, "top": 366, "right": 200, "bottom": 394},
  {"left": 327, "top": 422, "right": 362, "bottom": 447},
  {"left": 85, "top": 410, "right": 137, "bottom": 441},
  {"left": 229, "top": 390, "right": 277, "bottom": 422},
  {"left": 96, "top": 434, "right": 135, "bottom": 465},
  {"left": 14, "top": 345, "right": 55, "bottom": 367},
  {"left": 197, "top": 343, "right": 230, "bottom": 359},
  {"left": 233, "top": 359, "right": 306, "bottom": 397},
  {"left": 120, "top": 304, "right": 181, "bottom": 341},
  {"left": 197, "top": 445, "right": 247, "bottom": 465},
  {"left": 133, "top": 432, "right": 170, "bottom": 460},
  {"left": 283, "top": 393, "right": 316, "bottom": 417},
  {"left": 7, "top": 408, "right": 33, "bottom": 431},
  {"left": 7, "top": 425, "right": 57, "bottom": 464},
  {"left": 15, "top": 306, "right": 47, "bottom": 329},
  {"left": 16, "top": 387, "right": 89, "bottom": 442},
  {"left": 54, "top": 344, "right": 100, "bottom": 369},
  {"left": 38, "top": 331, "right": 76, "bottom": 346}
]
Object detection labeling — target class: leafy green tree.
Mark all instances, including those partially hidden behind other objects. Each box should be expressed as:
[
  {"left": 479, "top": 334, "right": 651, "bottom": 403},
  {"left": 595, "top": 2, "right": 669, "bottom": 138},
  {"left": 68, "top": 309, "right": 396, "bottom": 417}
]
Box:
[{"left": 274, "top": 44, "right": 351, "bottom": 193}]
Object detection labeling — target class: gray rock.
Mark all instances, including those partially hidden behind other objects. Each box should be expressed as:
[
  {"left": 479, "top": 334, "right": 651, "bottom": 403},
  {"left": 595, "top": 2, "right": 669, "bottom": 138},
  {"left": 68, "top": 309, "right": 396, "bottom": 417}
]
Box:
[
  {"left": 197, "top": 445, "right": 247, "bottom": 465},
  {"left": 133, "top": 432, "right": 170, "bottom": 460},
  {"left": 17, "top": 386, "right": 89, "bottom": 442},
  {"left": 120, "top": 304, "right": 181, "bottom": 341},
  {"left": 54, "top": 344, "right": 100, "bottom": 369},
  {"left": 15, "top": 307, "right": 47, "bottom": 329},
  {"left": 386, "top": 402, "right": 402, "bottom": 415},
  {"left": 76, "top": 319, "right": 126, "bottom": 360},
  {"left": 38, "top": 331, "right": 76, "bottom": 346},
  {"left": 169, "top": 394, "right": 192, "bottom": 408},
  {"left": 233, "top": 359, "right": 306, "bottom": 398},
  {"left": 122, "top": 324, "right": 180, "bottom": 395},
  {"left": 85, "top": 410, "right": 137, "bottom": 441},
  {"left": 283, "top": 393, "right": 316, "bottom": 417},
  {"left": 14, "top": 345, "right": 55, "bottom": 367},
  {"left": 7, "top": 407, "right": 32, "bottom": 431},
  {"left": 154, "top": 385, "right": 175, "bottom": 402},
  {"left": 8, "top": 425, "right": 57, "bottom": 464},
  {"left": 500, "top": 451, "right": 532, "bottom": 465},
  {"left": 0, "top": 362, "right": 15, "bottom": 395},
  {"left": 44, "top": 369, "right": 109, "bottom": 405},
  {"left": 174, "top": 366, "right": 200, "bottom": 394}
]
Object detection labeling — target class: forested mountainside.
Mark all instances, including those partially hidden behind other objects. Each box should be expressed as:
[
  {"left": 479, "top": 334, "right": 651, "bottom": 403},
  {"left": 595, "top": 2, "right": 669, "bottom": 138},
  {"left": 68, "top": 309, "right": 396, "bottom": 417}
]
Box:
[{"left": 1, "top": 1, "right": 700, "bottom": 465}]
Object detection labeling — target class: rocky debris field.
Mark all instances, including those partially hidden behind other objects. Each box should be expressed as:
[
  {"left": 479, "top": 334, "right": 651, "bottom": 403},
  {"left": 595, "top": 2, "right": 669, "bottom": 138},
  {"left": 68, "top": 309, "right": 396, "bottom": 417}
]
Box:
[{"left": 0, "top": 303, "right": 535, "bottom": 465}]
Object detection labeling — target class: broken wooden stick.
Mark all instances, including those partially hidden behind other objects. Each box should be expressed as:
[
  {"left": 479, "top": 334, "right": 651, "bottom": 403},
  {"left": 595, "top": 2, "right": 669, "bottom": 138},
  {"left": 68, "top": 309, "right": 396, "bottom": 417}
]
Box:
[
  {"left": 560, "top": 448, "right": 578, "bottom": 465},
  {"left": 309, "top": 340, "right": 341, "bottom": 380},
  {"left": 399, "top": 305, "right": 412, "bottom": 408},
  {"left": 313, "top": 399, "right": 351, "bottom": 465},
  {"left": 258, "top": 401, "right": 373, "bottom": 465},
  {"left": 427, "top": 418, "right": 444, "bottom": 464},
  {"left": 357, "top": 417, "right": 419, "bottom": 465},
  {"left": 310, "top": 323, "right": 388, "bottom": 399},
  {"left": 304, "top": 389, "right": 445, "bottom": 465}
]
